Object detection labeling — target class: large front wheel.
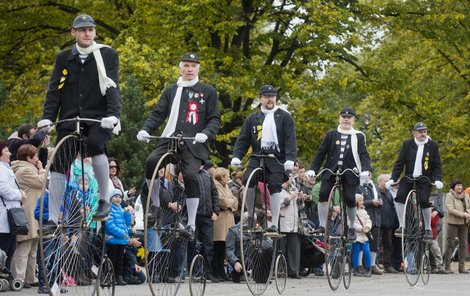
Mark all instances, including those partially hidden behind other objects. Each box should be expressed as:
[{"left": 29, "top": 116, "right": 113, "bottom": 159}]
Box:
[
  {"left": 324, "top": 185, "right": 344, "bottom": 291},
  {"left": 240, "top": 167, "right": 276, "bottom": 296},
  {"left": 402, "top": 190, "right": 422, "bottom": 287}
]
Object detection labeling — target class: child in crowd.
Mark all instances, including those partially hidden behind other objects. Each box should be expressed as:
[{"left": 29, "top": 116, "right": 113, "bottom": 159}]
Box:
[
  {"left": 352, "top": 194, "right": 372, "bottom": 277},
  {"left": 105, "top": 189, "right": 135, "bottom": 285}
]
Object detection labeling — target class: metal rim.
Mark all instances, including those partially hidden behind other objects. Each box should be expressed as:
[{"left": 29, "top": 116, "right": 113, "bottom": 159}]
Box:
[
  {"left": 402, "top": 190, "right": 422, "bottom": 286},
  {"left": 189, "top": 254, "right": 206, "bottom": 296}
]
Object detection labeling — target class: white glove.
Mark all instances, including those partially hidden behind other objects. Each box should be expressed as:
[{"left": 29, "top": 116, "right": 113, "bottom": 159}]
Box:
[
  {"left": 306, "top": 170, "right": 316, "bottom": 179},
  {"left": 230, "top": 158, "right": 242, "bottom": 168},
  {"left": 284, "top": 160, "right": 295, "bottom": 171},
  {"left": 101, "top": 116, "right": 118, "bottom": 129},
  {"left": 136, "top": 130, "right": 150, "bottom": 143},
  {"left": 37, "top": 119, "right": 53, "bottom": 132},
  {"left": 385, "top": 179, "right": 395, "bottom": 190},
  {"left": 435, "top": 181, "right": 443, "bottom": 190},
  {"left": 360, "top": 170, "right": 370, "bottom": 182},
  {"left": 193, "top": 133, "right": 208, "bottom": 144}
]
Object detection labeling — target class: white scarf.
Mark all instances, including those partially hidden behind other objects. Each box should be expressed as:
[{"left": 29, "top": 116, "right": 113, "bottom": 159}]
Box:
[
  {"left": 161, "top": 76, "right": 199, "bottom": 137},
  {"left": 413, "top": 136, "right": 429, "bottom": 177},
  {"left": 261, "top": 106, "right": 280, "bottom": 152},
  {"left": 76, "top": 42, "right": 116, "bottom": 96},
  {"left": 337, "top": 125, "right": 365, "bottom": 173}
]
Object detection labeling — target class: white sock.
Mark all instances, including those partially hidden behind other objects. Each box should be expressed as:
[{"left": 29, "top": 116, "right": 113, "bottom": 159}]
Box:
[
  {"left": 346, "top": 206, "right": 357, "bottom": 228},
  {"left": 371, "top": 251, "right": 377, "bottom": 266},
  {"left": 270, "top": 193, "right": 281, "bottom": 228},
  {"left": 422, "top": 207, "right": 432, "bottom": 231},
  {"left": 318, "top": 202, "right": 328, "bottom": 228},
  {"left": 186, "top": 198, "right": 199, "bottom": 230},
  {"left": 92, "top": 154, "right": 110, "bottom": 202},
  {"left": 394, "top": 202, "right": 405, "bottom": 228}
]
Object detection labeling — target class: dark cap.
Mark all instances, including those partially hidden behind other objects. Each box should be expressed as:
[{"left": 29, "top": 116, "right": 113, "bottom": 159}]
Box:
[
  {"left": 259, "top": 85, "right": 278, "bottom": 96},
  {"left": 340, "top": 107, "right": 355, "bottom": 117},
  {"left": 180, "top": 52, "right": 199, "bottom": 63},
  {"left": 413, "top": 122, "right": 427, "bottom": 131},
  {"left": 72, "top": 14, "right": 96, "bottom": 29},
  {"left": 203, "top": 160, "right": 214, "bottom": 170}
]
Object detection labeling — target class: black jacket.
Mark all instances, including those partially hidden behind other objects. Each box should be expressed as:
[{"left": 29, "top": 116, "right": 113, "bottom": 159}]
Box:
[
  {"left": 378, "top": 187, "right": 398, "bottom": 229},
  {"left": 233, "top": 108, "right": 297, "bottom": 172},
  {"left": 8, "top": 129, "right": 48, "bottom": 163},
  {"left": 142, "top": 82, "right": 221, "bottom": 161},
  {"left": 357, "top": 183, "right": 381, "bottom": 226},
  {"left": 196, "top": 169, "right": 220, "bottom": 217},
  {"left": 43, "top": 45, "right": 121, "bottom": 122},
  {"left": 391, "top": 138, "right": 442, "bottom": 182},
  {"left": 310, "top": 130, "right": 371, "bottom": 185}
]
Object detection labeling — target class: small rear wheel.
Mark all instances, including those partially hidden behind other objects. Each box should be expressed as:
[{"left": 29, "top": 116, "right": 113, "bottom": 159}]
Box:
[
  {"left": 97, "top": 256, "right": 115, "bottom": 296},
  {"left": 421, "top": 252, "right": 431, "bottom": 285},
  {"left": 189, "top": 254, "right": 206, "bottom": 296},
  {"left": 274, "top": 253, "right": 287, "bottom": 294},
  {"left": 343, "top": 251, "right": 352, "bottom": 289}
]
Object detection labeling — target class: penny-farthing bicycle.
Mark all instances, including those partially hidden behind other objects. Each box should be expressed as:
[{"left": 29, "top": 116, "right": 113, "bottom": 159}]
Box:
[
  {"left": 38, "top": 117, "right": 113, "bottom": 296},
  {"left": 395, "top": 175, "right": 434, "bottom": 286},
  {"left": 240, "top": 154, "right": 286, "bottom": 296},
  {"left": 317, "top": 168, "right": 358, "bottom": 291},
  {"left": 143, "top": 135, "right": 194, "bottom": 296}
]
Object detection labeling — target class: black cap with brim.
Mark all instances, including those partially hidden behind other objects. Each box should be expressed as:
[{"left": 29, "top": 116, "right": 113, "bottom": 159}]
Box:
[
  {"left": 259, "top": 84, "right": 278, "bottom": 96},
  {"left": 73, "top": 14, "right": 96, "bottom": 28},
  {"left": 340, "top": 107, "right": 355, "bottom": 117},
  {"left": 413, "top": 122, "right": 427, "bottom": 131},
  {"left": 181, "top": 52, "right": 199, "bottom": 63}
]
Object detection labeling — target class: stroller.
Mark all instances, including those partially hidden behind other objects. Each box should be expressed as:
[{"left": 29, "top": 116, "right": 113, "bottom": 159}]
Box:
[{"left": 0, "top": 249, "right": 24, "bottom": 291}]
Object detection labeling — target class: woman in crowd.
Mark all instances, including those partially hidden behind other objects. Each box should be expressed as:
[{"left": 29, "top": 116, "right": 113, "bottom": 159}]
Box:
[
  {"left": 444, "top": 179, "right": 470, "bottom": 274},
  {"left": 0, "top": 140, "right": 25, "bottom": 271},
  {"left": 213, "top": 167, "right": 238, "bottom": 281},
  {"left": 11, "top": 144, "right": 47, "bottom": 287},
  {"left": 108, "top": 157, "right": 136, "bottom": 205}
]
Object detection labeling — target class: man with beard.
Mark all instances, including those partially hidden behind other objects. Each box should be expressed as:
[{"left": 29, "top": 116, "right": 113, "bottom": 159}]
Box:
[{"left": 306, "top": 108, "right": 371, "bottom": 241}]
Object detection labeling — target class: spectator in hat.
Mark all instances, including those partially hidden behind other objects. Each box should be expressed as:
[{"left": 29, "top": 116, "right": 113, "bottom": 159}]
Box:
[
  {"left": 231, "top": 84, "right": 297, "bottom": 234},
  {"left": 8, "top": 123, "right": 50, "bottom": 164},
  {"left": 386, "top": 122, "right": 443, "bottom": 241},
  {"left": 137, "top": 52, "right": 221, "bottom": 240},
  {"left": 38, "top": 14, "right": 122, "bottom": 222},
  {"left": 306, "top": 107, "right": 371, "bottom": 241}
]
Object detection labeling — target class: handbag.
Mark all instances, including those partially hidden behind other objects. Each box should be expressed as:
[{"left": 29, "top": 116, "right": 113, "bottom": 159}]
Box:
[
  {"left": 356, "top": 214, "right": 373, "bottom": 241},
  {"left": 1, "top": 195, "right": 29, "bottom": 235}
]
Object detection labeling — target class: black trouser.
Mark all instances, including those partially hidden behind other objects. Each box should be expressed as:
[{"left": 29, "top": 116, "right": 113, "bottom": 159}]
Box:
[
  {"left": 107, "top": 244, "right": 125, "bottom": 276},
  {"left": 243, "top": 161, "right": 287, "bottom": 195},
  {"left": 0, "top": 233, "right": 16, "bottom": 271},
  {"left": 188, "top": 215, "right": 215, "bottom": 274},
  {"left": 394, "top": 178, "right": 432, "bottom": 209},
  {"left": 279, "top": 233, "right": 301, "bottom": 276},
  {"left": 213, "top": 241, "right": 226, "bottom": 278},
  {"left": 369, "top": 225, "right": 380, "bottom": 253},
  {"left": 52, "top": 122, "right": 112, "bottom": 173},
  {"left": 145, "top": 140, "right": 202, "bottom": 197},
  {"left": 319, "top": 176, "right": 357, "bottom": 208},
  {"left": 380, "top": 228, "right": 394, "bottom": 267}
]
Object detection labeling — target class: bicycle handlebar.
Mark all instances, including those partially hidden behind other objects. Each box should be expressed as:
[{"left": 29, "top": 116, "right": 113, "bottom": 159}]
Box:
[
  {"left": 144, "top": 135, "right": 195, "bottom": 140},
  {"left": 316, "top": 167, "right": 360, "bottom": 179},
  {"left": 393, "top": 175, "right": 435, "bottom": 186},
  {"left": 37, "top": 116, "right": 102, "bottom": 130}
]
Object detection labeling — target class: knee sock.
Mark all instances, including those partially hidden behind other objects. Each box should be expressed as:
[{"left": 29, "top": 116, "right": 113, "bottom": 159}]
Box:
[
  {"left": 92, "top": 154, "right": 109, "bottom": 202},
  {"left": 270, "top": 192, "right": 281, "bottom": 228},
  {"left": 49, "top": 172, "right": 66, "bottom": 223},
  {"left": 370, "top": 251, "right": 377, "bottom": 266},
  {"left": 422, "top": 207, "right": 432, "bottom": 231},
  {"left": 394, "top": 202, "right": 405, "bottom": 228},
  {"left": 318, "top": 202, "right": 328, "bottom": 228},
  {"left": 186, "top": 198, "right": 199, "bottom": 230},
  {"left": 346, "top": 206, "right": 357, "bottom": 228}
]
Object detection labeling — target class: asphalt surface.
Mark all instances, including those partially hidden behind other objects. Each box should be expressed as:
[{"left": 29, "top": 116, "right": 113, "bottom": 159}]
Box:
[{"left": 7, "top": 262, "right": 470, "bottom": 296}]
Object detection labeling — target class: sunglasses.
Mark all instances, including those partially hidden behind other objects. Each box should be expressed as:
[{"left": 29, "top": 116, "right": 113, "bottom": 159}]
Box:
[{"left": 109, "top": 165, "right": 118, "bottom": 169}]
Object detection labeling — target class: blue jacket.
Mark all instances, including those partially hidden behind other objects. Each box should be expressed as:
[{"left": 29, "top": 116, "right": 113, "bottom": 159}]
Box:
[
  {"left": 34, "top": 191, "right": 49, "bottom": 222},
  {"left": 105, "top": 203, "right": 132, "bottom": 245}
]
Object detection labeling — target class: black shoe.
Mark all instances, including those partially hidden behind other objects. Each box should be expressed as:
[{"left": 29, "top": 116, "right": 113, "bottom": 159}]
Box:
[
  {"left": 347, "top": 228, "right": 357, "bottom": 241},
  {"left": 221, "top": 274, "right": 231, "bottom": 281},
  {"left": 93, "top": 200, "right": 111, "bottom": 221},
  {"left": 267, "top": 225, "right": 278, "bottom": 233},
  {"left": 179, "top": 226, "right": 195, "bottom": 241},
  {"left": 288, "top": 274, "right": 301, "bottom": 279},
  {"left": 37, "top": 286, "right": 49, "bottom": 294},
  {"left": 217, "top": 275, "right": 226, "bottom": 282},
  {"left": 116, "top": 275, "right": 127, "bottom": 286},
  {"left": 163, "top": 276, "right": 176, "bottom": 283},
  {"left": 423, "top": 229, "right": 433, "bottom": 241},
  {"left": 394, "top": 227, "right": 403, "bottom": 237},
  {"left": 41, "top": 221, "right": 57, "bottom": 235},
  {"left": 206, "top": 273, "right": 219, "bottom": 283}
]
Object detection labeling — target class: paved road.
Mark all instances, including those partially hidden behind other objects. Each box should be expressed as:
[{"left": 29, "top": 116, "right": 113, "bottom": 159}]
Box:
[{"left": 9, "top": 263, "right": 470, "bottom": 296}]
